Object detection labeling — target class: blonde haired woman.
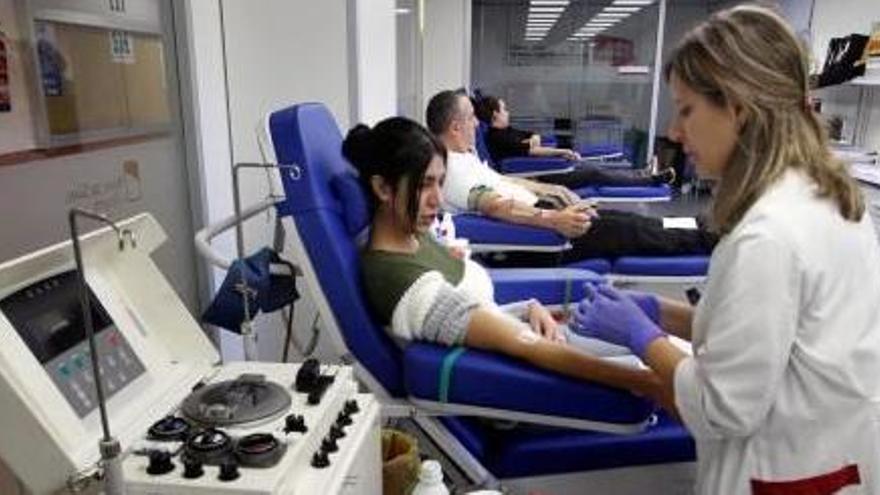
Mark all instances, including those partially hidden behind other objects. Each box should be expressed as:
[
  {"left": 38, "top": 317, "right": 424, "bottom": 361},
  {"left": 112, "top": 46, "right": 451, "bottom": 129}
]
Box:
[{"left": 570, "top": 5, "right": 880, "bottom": 494}]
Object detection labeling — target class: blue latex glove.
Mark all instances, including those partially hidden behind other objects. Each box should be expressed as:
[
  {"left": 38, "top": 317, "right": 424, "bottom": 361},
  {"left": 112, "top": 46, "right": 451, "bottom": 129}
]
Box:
[
  {"left": 621, "top": 290, "right": 661, "bottom": 324},
  {"left": 570, "top": 283, "right": 666, "bottom": 358}
]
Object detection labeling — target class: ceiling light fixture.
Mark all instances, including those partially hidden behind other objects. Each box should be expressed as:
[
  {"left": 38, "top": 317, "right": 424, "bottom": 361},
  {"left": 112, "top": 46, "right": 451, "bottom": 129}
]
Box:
[
  {"left": 529, "top": 6, "right": 566, "bottom": 12},
  {"left": 604, "top": 6, "right": 641, "bottom": 12}
]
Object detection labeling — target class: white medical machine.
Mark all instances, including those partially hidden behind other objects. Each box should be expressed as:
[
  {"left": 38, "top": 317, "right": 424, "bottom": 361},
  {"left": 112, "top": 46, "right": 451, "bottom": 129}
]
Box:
[{"left": 0, "top": 213, "right": 381, "bottom": 494}]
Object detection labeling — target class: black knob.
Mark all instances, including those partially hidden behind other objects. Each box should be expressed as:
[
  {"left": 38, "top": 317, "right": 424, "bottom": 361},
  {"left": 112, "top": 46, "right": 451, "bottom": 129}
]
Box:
[
  {"left": 284, "top": 414, "right": 308, "bottom": 434},
  {"left": 182, "top": 459, "right": 204, "bottom": 479},
  {"left": 307, "top": 388, "right": 323, "bottom": 405},
  {"left": 321, "top": 436, "right": 338, "bottom": 453},
  {"left": 329, "top": 424, "right": 346, "bottom": 441},
  {"left": 218, "top": 460, "right": 240, "bottom": 482},
  {"left": 344, "top": 400, "right": 360, "bottom": 415},
  {"left": 311, "top": 450, "right": 330, "bottom": 469},
  {"left": 336, "top": 412, "right": 353, "bottom": 427},
  {"left": 146, "top": 450, "right": 174, "bottom": 475}
]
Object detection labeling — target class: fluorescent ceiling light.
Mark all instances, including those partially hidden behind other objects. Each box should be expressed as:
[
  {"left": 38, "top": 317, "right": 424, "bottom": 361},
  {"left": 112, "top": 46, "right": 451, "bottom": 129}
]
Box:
[
  {"left": 531, "top": 0, "right": 569, "bottom": 5},
  {"left": 586, "top": 22, "right": 616, "bottom": 27},
  {"left": 597, "top": 12, "right": 630, "bottom": 18},
  {"left": 394, "top": 7, "right": 412, "bottom": 15},
  {"left": 613, "top": 0, "right": 653, "bottom": 5},
  {"left": 528, "top": 13, "right": 561, "bottom": 18},
  {"left": 604, "top": 6, "right": 641, "bottom": 12},
  {"left": 526, "top": 27, "right": 551, "bottom": 32},
  {"left": 529, "top": 6, "right": 566, "bottom": 12},
  {"left": 580, "top": 27, "right": 606, "bottom": 32},
  {"left": 527, "top": 21, "right": 556, "bottom": 25}
]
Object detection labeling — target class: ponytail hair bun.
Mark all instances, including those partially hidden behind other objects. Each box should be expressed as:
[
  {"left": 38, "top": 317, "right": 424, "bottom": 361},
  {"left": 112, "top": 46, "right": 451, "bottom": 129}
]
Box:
[{"left": 342, "top": 123, "right": 376, "bottom": 175}]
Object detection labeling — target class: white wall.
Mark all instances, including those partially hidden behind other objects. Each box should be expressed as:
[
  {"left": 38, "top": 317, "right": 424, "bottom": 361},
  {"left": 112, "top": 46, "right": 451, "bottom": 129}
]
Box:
[
  {"left": 423, "top": 0, "right": 471, "bottom": 117},
  {"left": 183, "top": 0, "right": 398, "bottom": 362},
  {"left": 350, "top": 0, "right": 397, "bottom": 125}
]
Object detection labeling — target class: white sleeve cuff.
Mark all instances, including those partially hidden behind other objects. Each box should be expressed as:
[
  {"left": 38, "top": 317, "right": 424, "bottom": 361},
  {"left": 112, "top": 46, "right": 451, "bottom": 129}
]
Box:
[{"left": 674, "top": 356, "right": 723, "bottom": 440}]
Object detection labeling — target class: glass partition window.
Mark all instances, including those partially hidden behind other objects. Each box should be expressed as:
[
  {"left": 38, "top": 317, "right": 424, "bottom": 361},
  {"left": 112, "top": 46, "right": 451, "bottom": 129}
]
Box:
[
  {"left": 472, "top": 0, "right": 660, "bottom": 166},
  {"left": 34, "top": 21, "right": 171, "bottom": 144}
]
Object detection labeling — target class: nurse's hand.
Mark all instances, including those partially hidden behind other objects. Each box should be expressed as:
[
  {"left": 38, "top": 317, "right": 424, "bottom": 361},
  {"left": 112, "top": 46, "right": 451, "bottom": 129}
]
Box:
[
  {"left": 570, "top": 284, "right": 666, "bottom": 358},
  {"left": 621, "top": 289, "right": 661, "bottom": 324}
]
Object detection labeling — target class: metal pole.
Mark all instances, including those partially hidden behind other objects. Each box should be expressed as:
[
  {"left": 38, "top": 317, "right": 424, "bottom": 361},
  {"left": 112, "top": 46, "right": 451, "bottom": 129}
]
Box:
[
  {"left": 68, "top": 208, "right": 133, "bottom": 495},
  {"left": 230, "top": 163, "right": 301, "bottom": 362},
  {"left": 646, "top": 0, "right": 667, "bottom": 165}
]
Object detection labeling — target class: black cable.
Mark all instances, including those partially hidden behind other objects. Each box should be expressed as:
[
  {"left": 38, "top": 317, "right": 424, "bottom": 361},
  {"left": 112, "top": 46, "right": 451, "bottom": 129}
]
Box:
[{"left": 282, "top": 302, "right": 294, "bottom": 363}]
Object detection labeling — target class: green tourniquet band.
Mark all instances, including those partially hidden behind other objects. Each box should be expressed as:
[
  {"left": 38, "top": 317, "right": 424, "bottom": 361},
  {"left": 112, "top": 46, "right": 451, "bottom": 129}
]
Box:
[{"left": 439, "top": 347, "right": 468, "bottom": 403}]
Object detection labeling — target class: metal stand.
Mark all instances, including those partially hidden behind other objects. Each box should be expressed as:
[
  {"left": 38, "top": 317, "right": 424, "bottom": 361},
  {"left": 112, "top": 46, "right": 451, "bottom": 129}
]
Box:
[
  {"left": 68, "top": 208, "right": 136, "bottom": 495},
  {"left": 231, "top": 163, "right": 301, "bottom": 361}
]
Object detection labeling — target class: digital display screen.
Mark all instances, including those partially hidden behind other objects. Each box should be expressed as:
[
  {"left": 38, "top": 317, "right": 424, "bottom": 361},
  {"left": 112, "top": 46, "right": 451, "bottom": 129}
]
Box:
[{"left": 0, "top": 271, "right": 112, "bottom": 364}]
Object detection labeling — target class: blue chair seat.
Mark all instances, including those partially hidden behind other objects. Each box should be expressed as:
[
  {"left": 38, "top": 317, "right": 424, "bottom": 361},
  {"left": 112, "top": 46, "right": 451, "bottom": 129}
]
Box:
[
  {"left": 442, "top": 412, "right": 695, "bottom": 478},
  {"left": 497, "top": 157, "right": 572, "bottom": 175},
  {"left": 404, "top": 344, "right": 654, "bottom": 425},
  {"left": 613, "top": 256, "right": 709, "bottom": 277},
  {"left": 574, "top": 184, "right": 671, "bottom": 199}
]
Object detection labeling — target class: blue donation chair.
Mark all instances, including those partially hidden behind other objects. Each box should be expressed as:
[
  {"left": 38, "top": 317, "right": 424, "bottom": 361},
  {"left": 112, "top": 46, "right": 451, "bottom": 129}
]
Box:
[{"left": 264, "top": 102, "right": 695, "bottom": 492}]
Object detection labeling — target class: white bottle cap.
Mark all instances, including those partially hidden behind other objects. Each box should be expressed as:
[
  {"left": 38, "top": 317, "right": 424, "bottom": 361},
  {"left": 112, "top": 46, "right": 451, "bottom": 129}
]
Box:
[{"left": 419, "top": 459, "right": 444, "bottom": 484}]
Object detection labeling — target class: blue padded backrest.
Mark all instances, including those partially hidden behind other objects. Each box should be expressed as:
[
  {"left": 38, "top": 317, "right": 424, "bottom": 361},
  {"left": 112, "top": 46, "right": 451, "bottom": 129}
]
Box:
[
  {"left": 475, "top": 122, "right": 494, "bottom": 166},
  {"left": 330, "top": 174, "right": 370, "bottom": 237},
  {"left": 268, "top": 103, "right": 404, "bottom": 396}
]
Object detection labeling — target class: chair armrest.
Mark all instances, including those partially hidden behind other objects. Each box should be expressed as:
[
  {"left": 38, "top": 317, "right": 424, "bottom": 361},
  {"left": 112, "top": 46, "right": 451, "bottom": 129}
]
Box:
[
  {"left": 488, "top": 268, "right": 603, "bottom": 305},
  {"left": 499, "top": 157, "right": 573, "bottom": 177},
  {"left": 452, "top": 214, "right": 569, "bottom": 253}
]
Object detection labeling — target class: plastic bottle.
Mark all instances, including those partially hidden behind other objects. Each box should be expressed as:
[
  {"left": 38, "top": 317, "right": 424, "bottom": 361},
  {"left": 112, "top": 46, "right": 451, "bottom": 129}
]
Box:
[
  {"left": 436, "top": 212, "right": 456, "bottom": 244},
  {"left": 411, "top": 459, "right": 449, "bottom": 495}
]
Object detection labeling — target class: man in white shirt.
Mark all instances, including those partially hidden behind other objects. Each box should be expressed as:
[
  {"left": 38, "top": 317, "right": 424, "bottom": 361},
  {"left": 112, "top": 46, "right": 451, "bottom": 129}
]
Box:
[{"left": 426, "top": 89, "right": 716, "bottom": 266}]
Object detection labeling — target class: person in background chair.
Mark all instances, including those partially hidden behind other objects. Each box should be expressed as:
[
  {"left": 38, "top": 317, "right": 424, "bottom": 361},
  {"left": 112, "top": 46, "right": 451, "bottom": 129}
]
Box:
[
  {"left": 476, "top": 95, "right": 675, "bottom": 188},
  {"left": 426, "top": 89, "right": 717, "bottom": 268}
]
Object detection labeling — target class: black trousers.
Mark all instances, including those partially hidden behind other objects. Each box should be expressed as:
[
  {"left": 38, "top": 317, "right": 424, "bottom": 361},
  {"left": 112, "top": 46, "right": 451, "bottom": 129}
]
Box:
[
  {"left": 480, "top": 209, "right": 718, "bottom": 268},
  {"left": 538, "top": 162, "right": 659, "bottom": 188}
]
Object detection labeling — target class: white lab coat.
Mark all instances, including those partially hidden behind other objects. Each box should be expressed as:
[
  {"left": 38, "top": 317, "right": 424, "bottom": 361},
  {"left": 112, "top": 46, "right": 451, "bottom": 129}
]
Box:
[{"left": 675, "top": 169, "right": 880, "bottom": 494}]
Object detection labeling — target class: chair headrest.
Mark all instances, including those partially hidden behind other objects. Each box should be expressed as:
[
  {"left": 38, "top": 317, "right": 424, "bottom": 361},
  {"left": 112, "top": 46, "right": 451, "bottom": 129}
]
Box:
[{"left": 330, "top": 173, "right": 370, "bottom": 237}]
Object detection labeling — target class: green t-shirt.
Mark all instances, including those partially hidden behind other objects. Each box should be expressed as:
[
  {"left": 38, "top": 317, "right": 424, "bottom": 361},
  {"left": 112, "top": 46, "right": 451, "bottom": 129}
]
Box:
[{"left": 361, "top": 235, "right": 464, "bottom": 324}]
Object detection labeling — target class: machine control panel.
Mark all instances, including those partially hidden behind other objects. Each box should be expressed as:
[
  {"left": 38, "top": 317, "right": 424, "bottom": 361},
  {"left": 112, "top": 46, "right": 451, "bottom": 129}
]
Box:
[{"left": 0, "top": 270, "right": 145, "bottom": 417}]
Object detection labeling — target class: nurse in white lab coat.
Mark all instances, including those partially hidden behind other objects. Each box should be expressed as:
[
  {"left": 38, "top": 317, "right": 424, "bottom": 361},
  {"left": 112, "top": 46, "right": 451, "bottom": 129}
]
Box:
[{"left": 571, "top": 6, "right": 880, "bottom": 494}]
